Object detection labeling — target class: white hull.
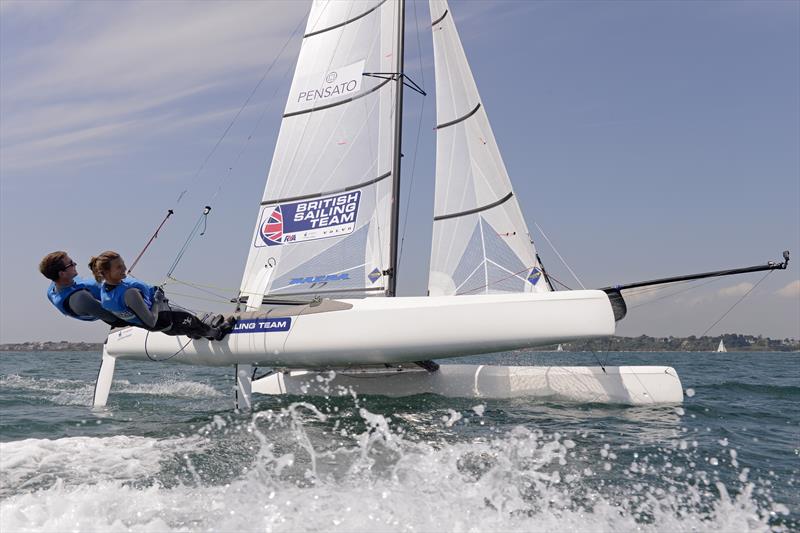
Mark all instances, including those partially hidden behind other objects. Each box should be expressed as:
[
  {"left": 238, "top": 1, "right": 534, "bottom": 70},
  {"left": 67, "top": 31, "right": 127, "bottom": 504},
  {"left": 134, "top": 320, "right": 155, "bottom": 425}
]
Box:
[
  {"left": 252, "top": 364, "right": 684, "bottom": 405},
  {"left": 104, "top": 291, "right": 616, "bottom": 367}
]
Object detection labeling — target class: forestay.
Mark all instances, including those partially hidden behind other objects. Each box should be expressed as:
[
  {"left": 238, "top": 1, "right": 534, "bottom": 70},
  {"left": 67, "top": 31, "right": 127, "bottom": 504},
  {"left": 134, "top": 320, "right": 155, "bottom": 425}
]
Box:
[
  {"left": 428, "top": 0, "right": 549, "bottom": 296},
  {"left": 239, "top": 0, "right": 400, "bottom": 310}
]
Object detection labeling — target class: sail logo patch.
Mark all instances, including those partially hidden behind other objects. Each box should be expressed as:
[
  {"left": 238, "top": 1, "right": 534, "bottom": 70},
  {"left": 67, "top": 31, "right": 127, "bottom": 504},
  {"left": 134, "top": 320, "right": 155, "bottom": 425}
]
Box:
[
  {"left": 255, "top": 190, "right": 361, "bottom": 247},
  {"left": 368, "top": 268, "right": 382, "bottom": 283},
  {"left": 287, "top": 59, "right": 365, "bottom": 113},
  {"left": 527, "top": 267, "right": 542, "bottom": 285},
  {"left": 230, "top": 318, "right": 291, "bottom": 334}
]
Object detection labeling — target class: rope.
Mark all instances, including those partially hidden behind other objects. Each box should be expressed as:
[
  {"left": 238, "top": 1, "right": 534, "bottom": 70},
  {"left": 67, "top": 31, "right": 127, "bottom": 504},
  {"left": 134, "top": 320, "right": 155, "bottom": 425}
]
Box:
[
  {"left": 144, "top": 329, "right": 192, "bottom": 362},
  {"left": 161, "top": 276, "right": 276, "bottom": 304},
  {"left": 699, "top": 270, "right": 773, "bottom": 337},
  {"left": 165, "top": 206, "right": 211, "bottom": 278},
  {"left": 128, "top": 210, "right": 173, "bottom": 275},
  {"left": 547, "top": 273, "right": 572, "bottom": 291},
  {"left": 164, "top": 276, "right": 235, "bottom": 302}
]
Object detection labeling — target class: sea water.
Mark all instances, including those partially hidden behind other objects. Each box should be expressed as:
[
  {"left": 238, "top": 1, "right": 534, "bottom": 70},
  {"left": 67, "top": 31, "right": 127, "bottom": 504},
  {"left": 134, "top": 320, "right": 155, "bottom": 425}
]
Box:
[{"left": 0, "top": 350, "right": 797, "bottom": 532}]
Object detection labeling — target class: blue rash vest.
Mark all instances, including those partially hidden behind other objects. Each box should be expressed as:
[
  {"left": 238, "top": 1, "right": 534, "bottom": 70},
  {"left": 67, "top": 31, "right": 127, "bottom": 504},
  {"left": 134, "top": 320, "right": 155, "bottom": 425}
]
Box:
[
  {"left": 47, "top": 277, "right": 102, "bottom": 321},
  {"left": 101, "top": 276, "right": 156, "bottom": 326}
]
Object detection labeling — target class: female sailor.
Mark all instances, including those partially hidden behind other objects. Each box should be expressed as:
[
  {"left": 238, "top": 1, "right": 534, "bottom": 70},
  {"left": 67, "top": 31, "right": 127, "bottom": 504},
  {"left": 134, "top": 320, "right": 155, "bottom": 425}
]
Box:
[{"left": 89, "top": 250, "right": 233, "bottom": 341}]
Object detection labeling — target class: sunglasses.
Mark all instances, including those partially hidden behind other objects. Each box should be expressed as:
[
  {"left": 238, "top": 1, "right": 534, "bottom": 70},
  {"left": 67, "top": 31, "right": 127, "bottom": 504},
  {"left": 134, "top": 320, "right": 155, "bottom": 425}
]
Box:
[{"left": 61, "top": 261, "right": 77, "bottom": 271}]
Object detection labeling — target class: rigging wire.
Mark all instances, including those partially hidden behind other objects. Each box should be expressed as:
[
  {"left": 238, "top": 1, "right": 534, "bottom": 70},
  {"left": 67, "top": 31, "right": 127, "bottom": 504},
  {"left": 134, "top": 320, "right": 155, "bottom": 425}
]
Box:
[
  {"left": 160, "top": 11, "right": 308, "bottom": 283},
  {"left": 456, "top": 262, "right": 537, "bottom": 295},
  {"left": 166, "top": 206, "right": 211, "bottom": 279},
  {"left": 626, "top": 277, "right": 721, "bottom": 309},
  {"left": 172, "top": 12, "right": 309, "bottom": 208},
  {"left": 699, "top": 270, "right": 773, "bottom": 337},
  {"left": 534, "top": 221, "right": 586, "bottom": 289}
]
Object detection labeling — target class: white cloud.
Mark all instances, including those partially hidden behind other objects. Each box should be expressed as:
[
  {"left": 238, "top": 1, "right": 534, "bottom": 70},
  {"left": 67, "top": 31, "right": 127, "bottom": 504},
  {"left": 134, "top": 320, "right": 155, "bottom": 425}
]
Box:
[
  {"left": 718, "top": 282, "right": 754, "bottom": 297},
  {"left": 776, "top": 280, "right": 800, "bottom": 298},
  {"left": 1, "top": 1, "right": 306, "bottom": 172}
]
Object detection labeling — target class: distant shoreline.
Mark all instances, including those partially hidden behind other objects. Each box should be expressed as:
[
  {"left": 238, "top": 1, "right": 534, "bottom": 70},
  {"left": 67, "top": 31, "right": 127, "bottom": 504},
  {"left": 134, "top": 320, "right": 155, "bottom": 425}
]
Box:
[{"left": 2, "top": 334, "right": 798, "bottom": 353}]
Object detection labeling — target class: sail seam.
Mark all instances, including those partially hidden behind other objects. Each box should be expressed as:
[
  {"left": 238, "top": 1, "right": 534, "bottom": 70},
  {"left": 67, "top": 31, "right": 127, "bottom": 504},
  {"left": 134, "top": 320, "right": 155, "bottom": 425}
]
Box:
[
  {"left": 431, "top": 9, "right": 449, "bottom": 27},
  {"left": 262, "top": 171, "right": 392, "bottom": 206},
  {"left": 433, "top": 191, "right": 514, "bottom": 221},
  {"left": 435, "top": 103, "right": 481, "bottom": 130},
  {"left": 304, "top": 0, "right": 389, "bottom": 38},
  {"left": 283, "top": 77, "right": 392, "bottom": 118}
]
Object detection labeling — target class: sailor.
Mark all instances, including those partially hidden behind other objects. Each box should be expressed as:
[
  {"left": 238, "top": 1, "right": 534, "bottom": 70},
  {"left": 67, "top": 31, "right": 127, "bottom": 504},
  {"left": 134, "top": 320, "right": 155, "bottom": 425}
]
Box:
[
  {"left": 88, "top": 250, "right": 234, "bottom": 341},
  {"left": 40, "top": 251, "right": 129, "bottom": 327}
]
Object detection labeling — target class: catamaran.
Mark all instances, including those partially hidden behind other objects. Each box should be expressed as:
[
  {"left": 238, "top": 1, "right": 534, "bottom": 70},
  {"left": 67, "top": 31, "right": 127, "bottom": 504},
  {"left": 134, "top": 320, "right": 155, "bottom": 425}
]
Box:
[{"left": 92, "top": 0, "right": 788, "bottom": 409}]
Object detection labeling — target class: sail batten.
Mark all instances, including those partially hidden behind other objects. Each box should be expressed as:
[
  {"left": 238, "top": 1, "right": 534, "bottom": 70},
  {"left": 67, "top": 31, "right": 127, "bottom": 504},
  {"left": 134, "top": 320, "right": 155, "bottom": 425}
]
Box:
[
  {"left": 434, "top": 191, "right": 514, "bottom": 221},
  {"left": 428, "top": 0, "right": 549, "bottom": 297},
  {"left": 305, "top": 0, "right": 390, "bottom": 38},
  {"left": 262, "top": 171, "right": 392, "bottom": 206},
  {"left": 435, "top": 102, "right": 481, "bottom": 130}
]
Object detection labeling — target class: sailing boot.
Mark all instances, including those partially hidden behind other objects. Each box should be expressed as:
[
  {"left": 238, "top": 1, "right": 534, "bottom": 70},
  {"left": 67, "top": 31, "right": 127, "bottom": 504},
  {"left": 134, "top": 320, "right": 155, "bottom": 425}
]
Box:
[
  {"left": 200, "top": 313, "right": 225, "bottom": 329},
  {"left": 213, "top": 316, "right": 237, "bottom": 341}
]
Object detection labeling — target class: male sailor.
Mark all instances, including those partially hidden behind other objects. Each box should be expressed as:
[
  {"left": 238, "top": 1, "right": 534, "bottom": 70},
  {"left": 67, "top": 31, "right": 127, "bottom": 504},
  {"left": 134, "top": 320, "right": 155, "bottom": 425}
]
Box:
[
  {"left": 88, "top": 250, "right": 234, "bottom": 341},
  {"left": 40, "top": 250, "right": 129, "bottom": 327}
]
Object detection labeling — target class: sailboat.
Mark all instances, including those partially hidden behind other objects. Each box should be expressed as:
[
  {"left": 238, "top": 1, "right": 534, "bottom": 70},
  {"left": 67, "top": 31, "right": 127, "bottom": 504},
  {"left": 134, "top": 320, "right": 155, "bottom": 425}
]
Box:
[
  {"left": 717, "top": 339, "right": 727, "bottom": 353},
  {"left": 93, "top": 0, "right": 788, "bottom": 409}
]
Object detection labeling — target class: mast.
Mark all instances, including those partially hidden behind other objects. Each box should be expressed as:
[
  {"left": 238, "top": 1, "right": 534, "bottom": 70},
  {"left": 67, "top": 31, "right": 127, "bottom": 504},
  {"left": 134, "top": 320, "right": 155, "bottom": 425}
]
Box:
[{"left": 387, "top": 0, "right": 405, "bottom": 297}]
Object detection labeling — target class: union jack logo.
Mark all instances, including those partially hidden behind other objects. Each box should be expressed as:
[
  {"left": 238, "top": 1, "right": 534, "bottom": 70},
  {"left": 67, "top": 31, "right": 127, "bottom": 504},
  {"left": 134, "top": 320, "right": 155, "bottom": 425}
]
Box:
[{"left": 260, "top": 206, "right": 284, "bottom": 246}]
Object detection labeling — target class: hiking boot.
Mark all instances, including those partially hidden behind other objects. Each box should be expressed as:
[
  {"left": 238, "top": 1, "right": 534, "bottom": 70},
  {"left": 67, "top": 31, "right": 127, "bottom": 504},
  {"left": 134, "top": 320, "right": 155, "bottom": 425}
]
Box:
[
  {"left": 213, "top": 316, "right": 237, "bottom": 341},
  {"left": 200, "top": 313, "right": 225, "bottom": 328}
]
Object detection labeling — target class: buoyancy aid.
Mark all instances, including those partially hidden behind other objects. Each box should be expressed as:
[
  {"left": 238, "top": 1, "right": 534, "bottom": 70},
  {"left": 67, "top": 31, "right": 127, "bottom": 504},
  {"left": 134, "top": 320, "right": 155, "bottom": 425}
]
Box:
[
  {"left": 47, "top": 277, "right": 102, "bottom": 321},
  {"left": 101, "top": 277, "right": 156, "bottom": 326}
]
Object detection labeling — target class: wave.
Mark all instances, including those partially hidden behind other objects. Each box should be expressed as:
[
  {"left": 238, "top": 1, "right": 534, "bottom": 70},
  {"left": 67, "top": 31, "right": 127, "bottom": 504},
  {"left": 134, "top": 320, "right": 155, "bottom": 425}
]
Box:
[
  {"left": 0, "top": 478, "right": 783, "bottom": 533},
  {"left": 113, "top": 379, "right": 223, "bottom": 398},
  {"left": 0, "top": 435, "right": 205, "bottom": 498},
  {"left": 0, "top": 374, "right": 222, "bottom": 406},
  {"left": 0, "top": 395, "right": 795, "bottom": 532},
  {"left": 699, "top": 381, "right": 800, "bottom": 396},
  {"left": 0, "top": 422, "right": 789, "bottom": 533}
]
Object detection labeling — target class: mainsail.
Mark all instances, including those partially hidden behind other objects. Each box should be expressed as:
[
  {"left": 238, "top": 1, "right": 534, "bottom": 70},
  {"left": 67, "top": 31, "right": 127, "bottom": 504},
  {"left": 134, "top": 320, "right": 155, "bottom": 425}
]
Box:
[
  {"left": 238, "top": 0, "right": 401, "bottom": 310},
  {"left": 428, "top": 0, "right": 549, "bottom": 296}
]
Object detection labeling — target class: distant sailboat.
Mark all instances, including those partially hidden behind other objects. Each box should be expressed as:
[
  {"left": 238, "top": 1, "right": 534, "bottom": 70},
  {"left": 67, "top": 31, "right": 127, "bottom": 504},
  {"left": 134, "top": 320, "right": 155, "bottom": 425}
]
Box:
[
  {"left": 717, "top": 339, "right": 727, "bottom": 353},
  {"left": 556, "top": 344, "right": 564, "bottom": 352}
]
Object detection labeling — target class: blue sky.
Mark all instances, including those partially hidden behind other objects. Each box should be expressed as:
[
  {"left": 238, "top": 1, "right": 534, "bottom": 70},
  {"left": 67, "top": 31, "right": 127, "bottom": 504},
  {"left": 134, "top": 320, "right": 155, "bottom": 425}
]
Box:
[{"left": 1, "top": 0, "right": 798, "bottom": 343}]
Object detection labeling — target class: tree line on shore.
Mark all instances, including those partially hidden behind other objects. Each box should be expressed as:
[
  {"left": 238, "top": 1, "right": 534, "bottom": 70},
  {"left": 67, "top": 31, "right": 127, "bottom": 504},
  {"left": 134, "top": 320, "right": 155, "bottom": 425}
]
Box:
[{"left": 1, "top": 334, "right": 798, "bottom": 352}]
